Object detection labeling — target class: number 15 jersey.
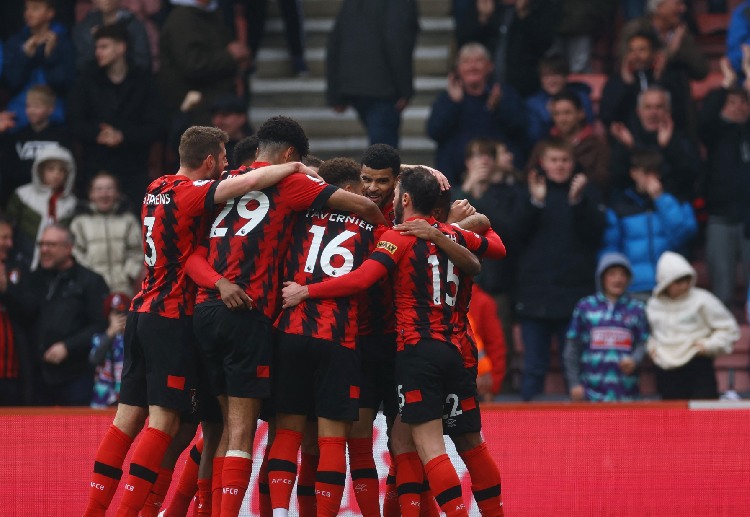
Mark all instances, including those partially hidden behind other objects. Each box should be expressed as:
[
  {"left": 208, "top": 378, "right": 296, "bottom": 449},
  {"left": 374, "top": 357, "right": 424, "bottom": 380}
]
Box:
[{"left": 195, "top": 163, "right": 338, "bottom": 320}]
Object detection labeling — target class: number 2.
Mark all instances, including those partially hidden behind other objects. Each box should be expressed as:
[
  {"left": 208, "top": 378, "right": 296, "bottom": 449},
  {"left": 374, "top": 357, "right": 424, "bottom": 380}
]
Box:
[{"left": 210, "top": 191, "right": 270, "bottom": 238}]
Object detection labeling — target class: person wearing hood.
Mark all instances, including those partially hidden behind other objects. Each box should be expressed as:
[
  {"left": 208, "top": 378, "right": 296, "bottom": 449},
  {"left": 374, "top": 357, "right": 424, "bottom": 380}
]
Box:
[
  {"left": 563, "top": 252, "right": 649, "bottom": 401},
  {"left": 647, "top": 251, "right": 740, "bottom": 400},
  {"left": 5, "top": 144, "right": 79, "bottom": 270},
  {"left": 70, "top": 171, "right": 143, "bottom": 296}
]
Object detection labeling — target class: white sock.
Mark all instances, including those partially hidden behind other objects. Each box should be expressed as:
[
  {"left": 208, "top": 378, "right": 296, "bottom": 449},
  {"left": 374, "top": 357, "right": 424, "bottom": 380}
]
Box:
[{"left": 273, "top": 508, "right": 289, "bottom": 517}]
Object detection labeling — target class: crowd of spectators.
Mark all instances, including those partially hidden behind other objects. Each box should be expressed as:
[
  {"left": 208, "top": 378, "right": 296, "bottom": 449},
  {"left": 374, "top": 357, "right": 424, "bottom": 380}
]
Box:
[{"left": 0, "top": 0, "right": 748, "bottom": 406}]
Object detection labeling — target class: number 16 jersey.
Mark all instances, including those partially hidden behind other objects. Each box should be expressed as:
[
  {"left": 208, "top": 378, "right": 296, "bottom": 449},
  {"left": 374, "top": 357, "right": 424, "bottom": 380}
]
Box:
[{"left": 195, "top": 163, "right": 338, "bottom": 320}]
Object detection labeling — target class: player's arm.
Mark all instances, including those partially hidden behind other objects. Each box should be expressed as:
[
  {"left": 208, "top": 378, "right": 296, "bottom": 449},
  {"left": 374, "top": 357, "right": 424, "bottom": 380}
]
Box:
[
  {"left": 185, "top": 244, "right": 253, "bottom": 310},
  {"left": 454, "top": 213, "right": 491, "bottom": 234},
  {"left": 453, "top": 222, "right": 506, "bottom": 260},
  {"left": 213, "top": 162, "right": 318, "bottom": 204},
  {"left": 325, "top": 189, "right": 388, "bottom": 226},
  {"left": 394, "top": 219, "right": 481, "bottom": 276},
  {"left": 282, "top": 259, "right": 389, "bottom": 308}
]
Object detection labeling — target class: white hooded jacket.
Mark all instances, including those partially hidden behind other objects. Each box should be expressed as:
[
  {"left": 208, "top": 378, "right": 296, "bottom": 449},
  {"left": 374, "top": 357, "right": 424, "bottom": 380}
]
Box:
[{"left": 646, "top": 251, "right": 740, "bottom": 369}]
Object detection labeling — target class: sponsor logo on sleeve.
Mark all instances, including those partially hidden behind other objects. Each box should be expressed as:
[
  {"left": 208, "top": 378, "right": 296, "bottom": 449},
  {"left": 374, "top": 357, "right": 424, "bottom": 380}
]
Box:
[{"left": 376, "top": 241, "right": 398, "bottom": 254}]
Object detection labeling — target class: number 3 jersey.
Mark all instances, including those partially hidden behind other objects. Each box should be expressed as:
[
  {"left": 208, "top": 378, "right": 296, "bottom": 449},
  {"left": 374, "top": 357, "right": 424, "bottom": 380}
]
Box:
[
  {"left": 131, "top": 175, "right": 218, "bottom": 318},
  {"left": 274, "top": 208, "right": 385, "bottom": 349},
  {"left": 195, "top": 163, "right": 338, "bottom": 320}
]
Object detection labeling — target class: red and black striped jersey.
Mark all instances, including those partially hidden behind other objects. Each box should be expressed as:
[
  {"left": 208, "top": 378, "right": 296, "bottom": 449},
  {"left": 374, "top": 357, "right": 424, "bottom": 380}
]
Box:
[
  {"left": 357, "top": 200, "right": 396, "bottom": 336},
  {"left": 196, "top": 163, "right": 338, "bottom": 320},
  {"left": 131, "top": 175, "right": 217, "bottom": 318},
  {"left": 274, "top": 208, "right": 383, "bottom": 348},
  {"left": 368, "top": 217, "right": 492, "bottom": 350}
]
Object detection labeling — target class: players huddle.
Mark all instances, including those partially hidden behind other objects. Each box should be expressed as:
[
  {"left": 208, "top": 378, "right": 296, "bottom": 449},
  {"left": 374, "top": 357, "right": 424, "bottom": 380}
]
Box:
[{"left": 82, "top": 117, "right": 507, "bottom": 517}]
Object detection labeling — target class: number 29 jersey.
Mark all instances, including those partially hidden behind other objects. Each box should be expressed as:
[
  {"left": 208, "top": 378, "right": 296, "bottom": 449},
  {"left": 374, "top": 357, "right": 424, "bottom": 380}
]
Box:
[
  {"left": 274, "top": 208, "right": 383, "bottom": 349},
  {"left": 195, "top": 163, "right": 338, "bottom": 320},
  {"left": 131, "top": 175, "right": 218, "bottom": 318}
]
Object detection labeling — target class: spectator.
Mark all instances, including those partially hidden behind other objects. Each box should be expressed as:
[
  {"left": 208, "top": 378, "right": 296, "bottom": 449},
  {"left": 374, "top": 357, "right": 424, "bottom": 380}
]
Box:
[
  {"left": 602, "top": 150, "right": 696, "bottom": 299},
  {"left": 209, "top": 95, "right": 252, "bottom": 170},
  {"left": 601, "top": 29, "right": 695, "bottom": 134},
  {"left": 455, "top": 0, "right": 563, "bottom": 97},
  {"left": 120, "top": 0, "right": 161, "bottom": 70},
  {"left": 727, "top": 1, "right": 750, "bottom": 74},
  {"left": 70, "top": 172, "right": 142, "bottom": 296},
  {"left": 89, "top": 291, "right": 130, "bottom": 408},
  {"left": 647, "top": 251, "right": 740, "bottom": 399},
  {"left": 467, "top": 283, "right": 507, "bottom": 400},
  {"left": 617, "top": 0, "right": 708, "bottom": 133},
  {"left": 512, "top": 139, "right": 606, "bottom": 400},
  {"left": 68, "top": 23, "right": 163, "bottom": 204},
  {"left": 697, "top": 60, "right": 750, "bottom": 309},
  {"left": 0, "top": 215, "right": 34, "bottom": 405},
  {"left": 524, "top": 53, "right": 595, "bottom": 145},
  {"left": 73, "top": 0, "right": 152, "bottom": 71},
  {"left": 427, "top": 42, "right": 526, "bottom": 184},
  {"left": 2, "top": 0, "right": 76, "bottom": 129},
  {"left": 5, "top": 145, "right": 79, "bottom": 271},
  {"left": 564, "top": 252, "right": 649, "bottom": 401},
  {"left": 526, "top": 90, "right": 610, "bottom": 191},
  {"left": 608, "top": 86, "right": 700, "bottom": 200},
  {"left": 550, "top": 0, "right": 617, "bottom": 73},
  {"left": 27, "top": 224, "right": 109, "bottom": 405},
  {"left": 326, "top": 0, "right": 419, "bottom": 149},
  {"left": 2, "top": 85, "right": 71, "bottom": 208},
  {"left": 158, "top": 0, "right": 249, "bottom": 126}
]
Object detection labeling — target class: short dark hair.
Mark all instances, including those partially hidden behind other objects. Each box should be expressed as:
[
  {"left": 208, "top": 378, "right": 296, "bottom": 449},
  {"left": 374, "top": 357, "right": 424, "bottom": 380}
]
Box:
[
  {"left": 25, "top": 0, "right": 55, "bottom": 9},
  {"left": 539, "top": 53, "right": 569, "bottom": 76},
  {"left": 361, "top": 144, "right": 401, "bottom": 176},
  {"left": 726, "top": 86, "right": 750, "bottom": 102},
  {"left": 93, "top": 23, "right": 129, "bottom": 45},
  {"left": 303, "top": 154, "right": 324, "bottom": 168},
  {"left": 256, "top": 116, "right": 309, "bottom": 158},
  {"left": 627, "top": 29, "right": 661, "bottom": 51},
  {"left": 630, "top": 149, "right": 663, "bottom": 174},
  {"left": 0, "top": 213, "right": 13, "bottom": 228},
  {"left": 317, "top": 157, "right": 361, "bottom": 188},
  {"left": 42, "top": 223, "right": 75, "bottom": 246},
  {"left": 89, "top": 170, "right": 121, "bottom": 193},
  {"left": 179, "top": 126, "right": 228, "bottom": 169},
  {"left": 399, "top": 166, "right": 440, "bottom": 215},
  {"left": 464, "top": 138, "right": 497, "bottom": 160},
  {"left": 433, "top": 190, "right": 452, "bottom": 222},
  {"left": 550, "top": 89, "right": 583, "bottom": 111},
  {"left": 539, "top": 138, "right": 574, "bottom": 159},
  {"left": 234, "top": 135, "right": 259, "bottom": 166}
]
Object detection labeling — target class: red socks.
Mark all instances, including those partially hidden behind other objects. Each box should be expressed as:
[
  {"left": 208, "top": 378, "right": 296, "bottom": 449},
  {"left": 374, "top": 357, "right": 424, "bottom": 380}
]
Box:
[
  {"left": 383, "top": 461, "right": 400, "bottom": 517},
  {"left": 84, "top": 424, "right": 134, "bottom": 517},
  {"left": 140, "top": 467, "right": 173, "bottom": 517},
  {"left": 297, "top": 452, "right": 319, "bottom": 517},
  {"left": 460, "top": 443, "right": 504, "bottom": 517},
  {"left": 258, "top": 446, "right": 272, "bottom": 517},
  {"left": 395, "top": 452, "right": 424, "bottom": 517},
  {"left": 115, "top": 427, "right": 172, "bottom": 517},
  {"left": 420, "top": 480, "right": 440, "bottom": 517},
  {"left": 316, "top": 437, "right": 347, "bottom": 517},
  {"left": 268, "top": 429, "right": 302, "bottom": 511},
  {"left": 163, "top": 439, "right": 202, "bottom": 517},
  {"left": 220, "top": 454, "right": 252, "bottom": 517},
  {"left": 424, "top": 454, "right": 468, "bottom": 517},
  {"left": 194, "top": 477, "right": 212, "bottom": 516},
  {"left": 348, "top": 437, "right": 380, "bottom": 517},
  {"left": 212, "top": 456, "right": 225, "bottom": 516}
]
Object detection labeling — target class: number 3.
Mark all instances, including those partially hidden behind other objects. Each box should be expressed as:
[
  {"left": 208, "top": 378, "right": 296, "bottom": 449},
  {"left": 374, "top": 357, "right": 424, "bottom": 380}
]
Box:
[{"left": 143, "top": 216, "right": 157, "bottom": 266}]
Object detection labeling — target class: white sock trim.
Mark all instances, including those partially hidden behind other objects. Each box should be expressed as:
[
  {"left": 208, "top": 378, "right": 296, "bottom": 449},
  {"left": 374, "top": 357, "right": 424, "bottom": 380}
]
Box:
[
  {"left": 225, "top": 449, "right": 252, "bottom": 460},
  {"left": 272, "top": 508, "right": 289, "bottom": 517}
]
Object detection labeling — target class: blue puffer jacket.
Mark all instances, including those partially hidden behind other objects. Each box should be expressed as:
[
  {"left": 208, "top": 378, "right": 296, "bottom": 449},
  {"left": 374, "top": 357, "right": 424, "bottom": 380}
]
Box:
[{"left": 601, "top": 189, "right": 697, "bottom": 293}]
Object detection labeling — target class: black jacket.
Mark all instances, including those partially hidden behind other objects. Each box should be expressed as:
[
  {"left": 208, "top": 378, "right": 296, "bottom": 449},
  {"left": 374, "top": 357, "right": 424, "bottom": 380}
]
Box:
[
  {"left": 26, "top": 261, "right": 109, "bottom": 386},
  {"left": 512, "top": 179, "right": 606, "bottom": 319}
]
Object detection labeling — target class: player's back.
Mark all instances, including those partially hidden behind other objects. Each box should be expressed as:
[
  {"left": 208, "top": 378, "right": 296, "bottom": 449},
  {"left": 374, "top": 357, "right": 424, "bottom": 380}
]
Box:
[
  {"left": 196, "top": 165, "right": 337, "bottom": 320},
  {"left": 131, "top": 174, "right": 217, "bottom": 318},
  {"left": 275, "top": 207, "right": 380, "bottom": 348}
]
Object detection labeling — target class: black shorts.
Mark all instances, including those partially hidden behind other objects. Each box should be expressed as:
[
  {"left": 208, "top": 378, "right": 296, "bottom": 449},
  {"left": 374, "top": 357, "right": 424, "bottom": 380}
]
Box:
[
  {"left": 273, "top": 332, "right": 360, "bottom": 421},
  {"left": 119, "top": 312, "right": 196, "bottom": 412},
  {"left": 442, "top": 366, "right": 481, "bottom": 436},
  {"left": 396, "top": 339, "right": 476, "bottom": 425},
  {"left": 193, "top": 302, "right": 272, "bottom": 399},
  {"left": 181, "top": 352, "right": 223, "bottom": 424},
  {"left": 358, "top": 333, "right": 398, "bottom": 419}
]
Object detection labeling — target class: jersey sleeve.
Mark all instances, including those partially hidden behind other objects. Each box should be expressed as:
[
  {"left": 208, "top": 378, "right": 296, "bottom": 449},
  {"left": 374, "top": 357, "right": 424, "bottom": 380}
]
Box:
[
  {"left": 280, "top": 174, "right": 339, "bottom": 212},
  {"left": 307, "top": 259, "right": 389, "bottom": 298},
  {"left": 452, "top": 225, "right": 506, "bottom": 259},
  {"left": 368, "top": 229, "right": 412, "bottom": 272},
  {"left": 178, "top": 178, "right": 218, "bottom": 215},
  {"left": 185, "top": 244, "right": 222, "bottom": 288}
]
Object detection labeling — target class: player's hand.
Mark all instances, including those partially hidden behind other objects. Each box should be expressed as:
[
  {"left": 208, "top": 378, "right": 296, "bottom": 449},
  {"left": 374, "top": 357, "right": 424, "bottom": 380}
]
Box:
[
  {"left": 570, "top": 384, "right": 585, "bottom": 401},
  {"left": 446, "top": 199, "right": 476, "bottom": 224},
  {"left": 619, "top": 356, "right": 636, "bottom": 375},
  {"left": 282, "top": 281, "right": 309, "bottom": 309},
  {"left": 216, "top": 278, "right": 253, "bottom": 310},
  {"left": 295, "top": 162, "right": 322, "bottom": 181},
  {"left": 44, "top": 342, "right": 68, "bottom": 365},
  {"left": 393, "top": 219, "right": 441, "bottom": 241}
]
